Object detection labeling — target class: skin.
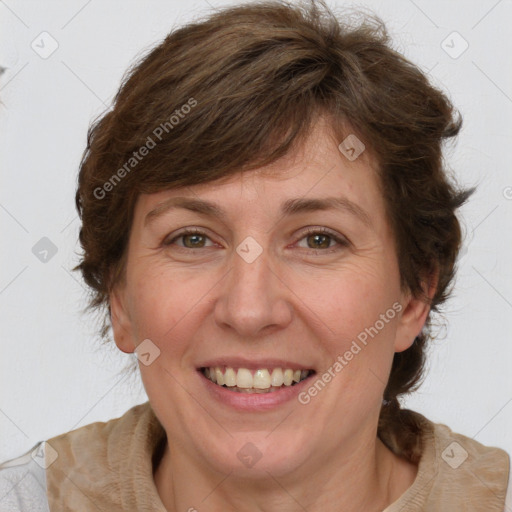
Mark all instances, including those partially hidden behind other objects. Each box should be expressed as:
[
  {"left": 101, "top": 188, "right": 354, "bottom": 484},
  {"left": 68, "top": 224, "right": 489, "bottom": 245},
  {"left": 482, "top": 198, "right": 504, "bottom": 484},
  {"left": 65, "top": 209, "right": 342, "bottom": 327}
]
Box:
[{"left": 110, "top": 116, "right": 435, "bottom": 511}]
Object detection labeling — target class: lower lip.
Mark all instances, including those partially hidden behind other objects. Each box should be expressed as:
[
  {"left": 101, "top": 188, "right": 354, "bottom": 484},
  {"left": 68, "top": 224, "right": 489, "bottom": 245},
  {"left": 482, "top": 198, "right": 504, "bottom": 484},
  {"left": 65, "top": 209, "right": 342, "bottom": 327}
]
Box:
[{"left": 198, "top": 370, "right": 314, "bottom": 411}]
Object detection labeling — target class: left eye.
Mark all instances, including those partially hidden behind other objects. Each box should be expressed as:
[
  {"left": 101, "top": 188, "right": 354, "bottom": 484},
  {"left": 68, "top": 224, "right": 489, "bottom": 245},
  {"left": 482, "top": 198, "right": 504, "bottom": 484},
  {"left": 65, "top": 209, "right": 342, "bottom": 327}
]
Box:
[
  {"left": 301, "top": 231, "right": 338, "bottom": 249},
  {"left": 297, "top": 229, "right": 347, "bottom": 251}
]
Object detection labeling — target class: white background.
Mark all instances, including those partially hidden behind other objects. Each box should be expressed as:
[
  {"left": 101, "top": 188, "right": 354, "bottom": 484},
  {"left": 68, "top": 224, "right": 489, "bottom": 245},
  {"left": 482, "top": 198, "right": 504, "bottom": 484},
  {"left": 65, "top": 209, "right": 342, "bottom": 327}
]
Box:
[{"left": 1, "top": 0, "right": 511, "bottom": 463}]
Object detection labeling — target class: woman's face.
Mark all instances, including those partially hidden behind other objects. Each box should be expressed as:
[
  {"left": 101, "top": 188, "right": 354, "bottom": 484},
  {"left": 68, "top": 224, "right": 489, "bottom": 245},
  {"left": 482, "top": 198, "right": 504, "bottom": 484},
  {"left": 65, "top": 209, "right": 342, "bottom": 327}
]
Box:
[{"left": 111, "top": 117, "right": 430, "bottom": 478}]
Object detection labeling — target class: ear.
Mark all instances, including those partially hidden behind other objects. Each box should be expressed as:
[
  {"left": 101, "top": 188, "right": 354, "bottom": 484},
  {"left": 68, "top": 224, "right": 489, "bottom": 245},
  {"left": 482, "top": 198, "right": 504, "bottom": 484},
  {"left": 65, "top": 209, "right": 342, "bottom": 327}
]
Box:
[
  {"left": 394, "top": 269, "right": 439, "bottom": 353},
  {"left": 110, "top": 285, "right": 135, "bottom": 354}
]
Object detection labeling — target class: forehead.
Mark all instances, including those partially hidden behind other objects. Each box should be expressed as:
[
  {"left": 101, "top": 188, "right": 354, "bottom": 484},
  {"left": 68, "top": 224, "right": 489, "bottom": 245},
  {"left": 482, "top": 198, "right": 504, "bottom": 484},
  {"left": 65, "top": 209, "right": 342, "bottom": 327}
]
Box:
[{"left": 134, "top": 117, "right": 384, "bottom": 226}]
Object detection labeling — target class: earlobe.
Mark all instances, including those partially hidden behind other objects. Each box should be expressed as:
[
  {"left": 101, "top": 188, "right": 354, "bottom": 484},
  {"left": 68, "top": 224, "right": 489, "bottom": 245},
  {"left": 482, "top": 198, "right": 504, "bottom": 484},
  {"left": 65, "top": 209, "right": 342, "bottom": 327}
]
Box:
[
  {"left": 110, "top": 288, "right": 135, "bottom": 354},
  {"left": 394, "top": 270, "right": 439, "bottom": 353}
]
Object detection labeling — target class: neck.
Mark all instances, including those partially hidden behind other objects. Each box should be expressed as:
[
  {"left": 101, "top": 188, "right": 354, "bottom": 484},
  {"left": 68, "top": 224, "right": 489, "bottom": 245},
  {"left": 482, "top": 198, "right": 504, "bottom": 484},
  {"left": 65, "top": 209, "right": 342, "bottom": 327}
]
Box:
[{"left": 154, "top": 429, "right": 417, "bottom": 512}]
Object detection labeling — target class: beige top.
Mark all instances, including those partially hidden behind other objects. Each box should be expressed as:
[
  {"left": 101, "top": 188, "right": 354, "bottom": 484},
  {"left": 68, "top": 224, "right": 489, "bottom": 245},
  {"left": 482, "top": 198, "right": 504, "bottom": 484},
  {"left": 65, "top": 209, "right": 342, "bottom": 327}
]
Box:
[{"left": 1, "top": 401, "right": 510, "bottom": 511}]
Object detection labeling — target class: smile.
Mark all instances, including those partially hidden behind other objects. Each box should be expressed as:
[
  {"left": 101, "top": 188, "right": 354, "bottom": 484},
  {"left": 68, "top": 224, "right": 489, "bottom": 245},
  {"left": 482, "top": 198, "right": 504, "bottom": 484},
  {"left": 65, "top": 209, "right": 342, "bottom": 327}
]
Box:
[{"left": 200, "top": 366, "right": 314, "bottom": 393}]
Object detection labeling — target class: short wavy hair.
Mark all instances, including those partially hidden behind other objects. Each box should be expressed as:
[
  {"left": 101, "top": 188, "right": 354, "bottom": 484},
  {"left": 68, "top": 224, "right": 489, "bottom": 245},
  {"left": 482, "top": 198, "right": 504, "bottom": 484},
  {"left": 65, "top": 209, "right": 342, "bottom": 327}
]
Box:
[{"left": 74, "top": 0, "right": 473, "bottom": 461}]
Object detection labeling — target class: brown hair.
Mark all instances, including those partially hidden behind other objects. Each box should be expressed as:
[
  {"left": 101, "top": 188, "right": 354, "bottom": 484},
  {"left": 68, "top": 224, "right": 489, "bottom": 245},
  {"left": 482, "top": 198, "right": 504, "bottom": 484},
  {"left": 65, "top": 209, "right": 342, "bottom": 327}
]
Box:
[{"left": 74, "top": 0, "right": 473, "bottom": 461}]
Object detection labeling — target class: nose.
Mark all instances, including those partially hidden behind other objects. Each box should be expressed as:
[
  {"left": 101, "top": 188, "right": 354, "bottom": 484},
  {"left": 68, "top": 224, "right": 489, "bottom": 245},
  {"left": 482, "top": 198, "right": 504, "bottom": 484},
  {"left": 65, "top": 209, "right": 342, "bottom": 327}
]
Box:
[{"left": 213, "top": 243, "right": 293, "bottom": 338}]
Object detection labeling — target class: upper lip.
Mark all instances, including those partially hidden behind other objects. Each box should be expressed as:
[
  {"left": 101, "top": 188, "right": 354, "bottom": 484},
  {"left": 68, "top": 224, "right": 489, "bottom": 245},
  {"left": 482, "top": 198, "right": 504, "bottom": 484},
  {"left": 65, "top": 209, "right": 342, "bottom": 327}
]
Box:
[{"left": 197, "top": 357, "right": 315, "bottom": 371}]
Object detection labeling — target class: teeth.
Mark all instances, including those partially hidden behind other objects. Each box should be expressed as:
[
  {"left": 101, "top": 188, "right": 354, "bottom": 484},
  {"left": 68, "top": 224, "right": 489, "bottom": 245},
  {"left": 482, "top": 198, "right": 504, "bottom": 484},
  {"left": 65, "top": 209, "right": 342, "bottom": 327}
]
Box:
[
  {"left": 202, "top": 366, "right": 312, "bottom": 391},
  {"left": 224, "top": 367, "right": 237, "bottom": 387},
  {"left": 253, "top": 369, "right": 271, "bottom": 389},
  {"left": 214, "top": 367, "right": 224, "bottom": 386},
  {"left": 271, "top": 368, "right": 284, "bottom": 386},
  {"left": 236, "top": 368, "right": 253, "bottom": 388}
]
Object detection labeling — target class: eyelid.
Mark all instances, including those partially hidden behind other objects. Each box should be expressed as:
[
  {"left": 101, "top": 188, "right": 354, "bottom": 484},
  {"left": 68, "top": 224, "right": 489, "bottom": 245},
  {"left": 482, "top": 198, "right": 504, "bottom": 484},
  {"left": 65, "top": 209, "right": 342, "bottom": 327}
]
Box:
[{"left": 298, "top": 226, "right": 349, "bottom": 242}]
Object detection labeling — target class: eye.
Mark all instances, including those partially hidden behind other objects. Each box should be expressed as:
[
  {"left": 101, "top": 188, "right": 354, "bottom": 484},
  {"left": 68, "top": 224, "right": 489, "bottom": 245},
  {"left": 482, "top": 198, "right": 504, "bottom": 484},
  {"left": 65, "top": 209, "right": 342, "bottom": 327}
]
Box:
[
  {"left": 163, "top": 228, "right": 215, "bottom": 249},
  {"left": 295, "top": 227, "right": 349, "bottom": 254}
]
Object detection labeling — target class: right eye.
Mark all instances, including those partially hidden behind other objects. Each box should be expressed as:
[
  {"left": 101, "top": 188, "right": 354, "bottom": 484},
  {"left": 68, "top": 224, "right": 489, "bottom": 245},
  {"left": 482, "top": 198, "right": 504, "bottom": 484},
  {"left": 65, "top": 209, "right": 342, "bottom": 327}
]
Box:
[{"left": 163, "top": 228, "right": 216, "bottom": 249}]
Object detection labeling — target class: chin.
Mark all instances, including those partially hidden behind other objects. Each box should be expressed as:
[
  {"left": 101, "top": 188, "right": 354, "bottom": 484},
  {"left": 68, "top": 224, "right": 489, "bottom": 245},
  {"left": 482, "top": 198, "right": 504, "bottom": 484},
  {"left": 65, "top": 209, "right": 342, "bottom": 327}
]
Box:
[{"left": 198, "top": 431, "right": 310, "bottom": 478}]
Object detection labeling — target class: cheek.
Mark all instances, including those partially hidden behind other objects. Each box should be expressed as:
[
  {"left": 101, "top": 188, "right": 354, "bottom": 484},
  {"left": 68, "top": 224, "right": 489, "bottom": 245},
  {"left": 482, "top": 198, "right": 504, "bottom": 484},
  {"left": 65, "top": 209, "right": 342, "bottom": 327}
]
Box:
[
  {"left": 309, "top": 263, "right": 400, "bottom": 376},
  {"left": 306, "top": 261, "right": 398, "bottom": 330},
  {"left": 125, "top": 262, "right": 223, "bottom": 365}
]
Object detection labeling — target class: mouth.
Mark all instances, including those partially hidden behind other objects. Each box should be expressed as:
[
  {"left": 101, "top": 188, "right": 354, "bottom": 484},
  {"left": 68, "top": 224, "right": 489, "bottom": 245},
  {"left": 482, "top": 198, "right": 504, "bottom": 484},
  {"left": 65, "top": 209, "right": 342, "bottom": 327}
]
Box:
[{"left": 199, "top": 366, "right": 315, "bottom": 394}]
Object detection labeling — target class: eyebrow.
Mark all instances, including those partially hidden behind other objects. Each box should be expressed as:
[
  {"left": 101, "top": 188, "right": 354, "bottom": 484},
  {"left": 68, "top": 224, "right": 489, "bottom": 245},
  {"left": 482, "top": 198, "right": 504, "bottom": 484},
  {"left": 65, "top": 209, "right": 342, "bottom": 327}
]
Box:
[{"left": 144, "top": 196, "right": 372, "bottom": 228}]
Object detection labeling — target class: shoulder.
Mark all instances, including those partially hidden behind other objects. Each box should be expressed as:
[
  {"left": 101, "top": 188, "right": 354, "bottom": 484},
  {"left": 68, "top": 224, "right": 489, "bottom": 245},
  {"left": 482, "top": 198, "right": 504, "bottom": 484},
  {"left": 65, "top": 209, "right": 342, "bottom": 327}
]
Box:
[
  {"left": 427, "top": 413, "right": 509, "bottom": 482},
  {"left": 0, "top": 442, "right": 51, "bottom": 512},
  {"left": 386, "top": 409, "right": 510, "bottom": 511},
  {"left": 0, "top": 402, "right": 163, "bottom": 512},
  {"left": 44, "top": 400, "right": 158, "bottom": 480},
  {"left": 44, "top": 401, "right": 166, "bottom": 510},
  {"left": 46, "top": 401, "right": 155, "bottom": 452},
  {"left": 429, "top": 416, "right": 511, "bottom": 511}
]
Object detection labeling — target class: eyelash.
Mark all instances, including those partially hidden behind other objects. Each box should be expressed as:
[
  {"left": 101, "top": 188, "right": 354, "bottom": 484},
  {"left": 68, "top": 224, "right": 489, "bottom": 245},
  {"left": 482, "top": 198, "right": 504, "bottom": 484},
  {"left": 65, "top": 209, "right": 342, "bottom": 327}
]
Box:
[{"left": 163, "top": 227, "right": 349, "bottom": 255}]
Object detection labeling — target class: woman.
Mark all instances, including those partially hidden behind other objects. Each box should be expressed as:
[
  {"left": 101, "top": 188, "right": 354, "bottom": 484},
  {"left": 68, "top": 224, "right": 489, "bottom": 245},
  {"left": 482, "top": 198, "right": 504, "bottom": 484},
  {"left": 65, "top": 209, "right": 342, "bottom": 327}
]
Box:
[{"left": 1, "top": 0, "right": 509, "bottom": 510}]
